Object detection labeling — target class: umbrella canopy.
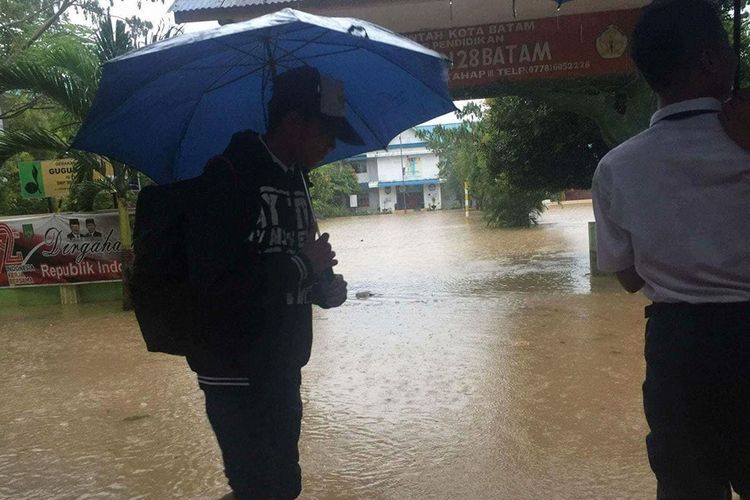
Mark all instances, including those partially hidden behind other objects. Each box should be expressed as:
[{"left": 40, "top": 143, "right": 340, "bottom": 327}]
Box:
[{"left": 72, "top": 8, "right": 455, "bottom": 184}]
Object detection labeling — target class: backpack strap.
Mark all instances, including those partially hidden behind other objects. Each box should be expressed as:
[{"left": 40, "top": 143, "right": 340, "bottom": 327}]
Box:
[
  {"left": 207, "top": 155, "right": 255, "bottom": 226},
  {"left": 211, "top": 155, "right": 240, "bottom": 182}
]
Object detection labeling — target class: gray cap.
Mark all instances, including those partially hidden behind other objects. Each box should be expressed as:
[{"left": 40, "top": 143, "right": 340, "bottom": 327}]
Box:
[{"left": 270, "top": 66, "right": 364, "bottom": 145}]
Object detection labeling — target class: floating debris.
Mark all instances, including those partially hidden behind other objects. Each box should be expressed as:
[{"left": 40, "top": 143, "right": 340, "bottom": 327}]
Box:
[{"left": 123, "top": 414, "right": 150, "bottom": 422}]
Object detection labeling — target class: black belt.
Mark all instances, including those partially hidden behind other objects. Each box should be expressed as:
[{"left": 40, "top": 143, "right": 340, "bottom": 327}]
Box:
[{"left": 645, "top": 301, "right": 750, "bottom": 318}]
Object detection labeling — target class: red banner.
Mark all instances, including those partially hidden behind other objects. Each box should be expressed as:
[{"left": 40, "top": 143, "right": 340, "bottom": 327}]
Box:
[
  {"left": 406, "top": 8, "right": 642, "bottom": 93},
  {"left": 0, "top": 212, "right": 123, "bottom": 287}
]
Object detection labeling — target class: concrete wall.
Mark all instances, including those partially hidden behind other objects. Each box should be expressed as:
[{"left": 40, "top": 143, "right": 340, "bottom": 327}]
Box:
[
  {"left": 376, "top": 156, "right": 407, "bottom": 183},
  {"left": 0, "top": 281, "right": 122, "bottom": 307},
  {"left": 423, "top": 183, "right": 442, "bottom": 210},
  {"left": 372, "top": 151, "right": 439, "bottom": 183},
  {"left": 379, "top": 187, "right": 398, "bottom": 212},
  {"left": 368, "top": 188, "right": 380, "bottom": 210}
]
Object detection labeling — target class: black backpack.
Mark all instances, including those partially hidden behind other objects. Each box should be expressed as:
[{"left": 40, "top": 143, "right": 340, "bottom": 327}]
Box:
[
  {"left": 130, "top": 177, "right": 199, "bottom": 356},
  {"left": 130, "top": 156, "right": 244, "bottom": 356}
]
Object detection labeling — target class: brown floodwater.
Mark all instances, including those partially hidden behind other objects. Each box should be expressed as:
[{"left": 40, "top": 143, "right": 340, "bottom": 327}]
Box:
[{"left": 1, "top": 204, "right": 661, "bottom": 499}]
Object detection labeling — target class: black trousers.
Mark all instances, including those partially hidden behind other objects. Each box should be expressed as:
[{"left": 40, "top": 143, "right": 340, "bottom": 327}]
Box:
[
  {"left": 643, "top": 302, "right": 750, "bottom": 499},
  {"left": 201, "top": 369, "right": 303, "bottom": 500}
]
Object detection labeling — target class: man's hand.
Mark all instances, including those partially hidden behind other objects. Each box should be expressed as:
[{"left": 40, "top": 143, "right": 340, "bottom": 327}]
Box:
[
  {"left": 301, "top": 232, "right": 337, "bottom": 276},
  {"left": 720, "top": 89, "right": 750, "bottom": 150},
  {"left": 315, "top": 274, "right": 348, "bottom": 308},
  {"left": 616, "top": 266, "right": 645, "bottom": 294}
]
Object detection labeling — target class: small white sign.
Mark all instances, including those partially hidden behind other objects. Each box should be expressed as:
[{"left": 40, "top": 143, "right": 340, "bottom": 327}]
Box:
[{"left": 349, "top": 194, "right": 358, "bottom": 208}]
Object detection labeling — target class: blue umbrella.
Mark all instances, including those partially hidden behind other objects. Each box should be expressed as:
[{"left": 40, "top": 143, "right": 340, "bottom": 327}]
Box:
[{"left": 72, "top": 9, "right": 455, "bottom": 184}]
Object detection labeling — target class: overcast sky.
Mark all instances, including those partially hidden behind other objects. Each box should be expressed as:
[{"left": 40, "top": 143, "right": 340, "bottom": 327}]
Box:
[{"left": 68, "top": 0, "right": 217, "bottom": 33}]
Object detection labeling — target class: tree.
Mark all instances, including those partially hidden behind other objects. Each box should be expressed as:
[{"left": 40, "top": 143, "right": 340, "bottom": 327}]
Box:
[
  {"left": 482, "top": 96, "right": 610, "bottom": 193},
  {"left": 721, "top": 0, "right": 750, "bottom": 89},
  {"left": 482, "top": 1, "right": 749, "bottom": 198},
  {"left": 487, "top": 1, "right": 749, "bottom": 149},
  {"left": 481, "top": 181, "right": 547, "bottom": 228},
  {"left": 1, "top": 1, "right": 81, "bottom": 57},
  {"left": 415, "top": 102, "right": 485, "bottom": 207},
  {"left": 309, "top": 161, "right": 358, "bottom": 218},
  {"left": 0, "top": 34, "right": 101, "bottom": 207},
  {"left": 1, "top": 0, "right": 169, "bottom": 57},
  {"left": 418, "top": 102, "right": 547, "bottom": 228},
  {"left": 0, "top": 11, "right": 181, "bottom": 308}
]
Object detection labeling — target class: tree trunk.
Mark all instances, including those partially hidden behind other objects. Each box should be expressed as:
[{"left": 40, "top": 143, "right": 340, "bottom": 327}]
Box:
[
  {"left": 16, "top": 0, "right": 75, "bottom": 55},
  {"left": 734, "top": 0, "right": 742, "bottom": 92},
  {"left": 116, "top": 195, "right": 134, "bottom": 311}
]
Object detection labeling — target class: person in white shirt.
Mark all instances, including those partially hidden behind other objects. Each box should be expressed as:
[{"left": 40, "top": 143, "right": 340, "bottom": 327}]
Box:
[{"left": 591, "top": 1, "right": 750, "bottom": 498}]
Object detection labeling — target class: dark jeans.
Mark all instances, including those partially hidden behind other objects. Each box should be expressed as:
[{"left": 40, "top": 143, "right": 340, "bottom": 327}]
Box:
[
  {"left": 200, "top": 369, "right": 303, "bottom": 500},
  {"left": 643, "top": 302, "right": 750, "bottom": 499}
]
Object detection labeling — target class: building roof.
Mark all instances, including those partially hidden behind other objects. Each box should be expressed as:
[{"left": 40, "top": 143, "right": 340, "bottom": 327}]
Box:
[
  {"left": 170, "top": 0, "right": 294, "bottom": 23},
  {"left": 170, "top": 0, "right": 652, "bottom": 28},
  {"left": 171, "top": 0, "right": 291, "bottom": 12},
  {"left": 169, "top": 0, "right": 413, "bottom": 22}
]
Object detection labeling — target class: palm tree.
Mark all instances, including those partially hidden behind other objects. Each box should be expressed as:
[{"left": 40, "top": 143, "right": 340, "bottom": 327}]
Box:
[{"left": 0, "top": 13, "right": 180, "bottom": 309}]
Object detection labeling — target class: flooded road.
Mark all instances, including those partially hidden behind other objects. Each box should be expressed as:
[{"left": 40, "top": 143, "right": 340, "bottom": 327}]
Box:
[{"left": 1, "top": 204, "right": 656, "bottom": 499}]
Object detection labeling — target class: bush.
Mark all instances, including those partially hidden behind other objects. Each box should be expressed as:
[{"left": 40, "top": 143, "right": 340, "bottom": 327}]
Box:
[
  {"left": 315, "top": 204, "right": 354, "bottom": 219},
  {"left": 481, "top": 181, "right": 547, "bottom": 228}
]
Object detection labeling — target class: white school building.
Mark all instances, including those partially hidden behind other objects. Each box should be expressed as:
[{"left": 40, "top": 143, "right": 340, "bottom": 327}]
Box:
[{"left": 349, "top": 123, "right": 460, "bottom": 213}]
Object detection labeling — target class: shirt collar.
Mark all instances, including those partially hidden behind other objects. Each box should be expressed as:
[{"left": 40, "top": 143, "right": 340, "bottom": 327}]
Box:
[
  {"left": 258, "top": 134, "right": 292, "bottom": 173},
  {"left": 650, "top": 97, "right": 722, "bottom": 127}
]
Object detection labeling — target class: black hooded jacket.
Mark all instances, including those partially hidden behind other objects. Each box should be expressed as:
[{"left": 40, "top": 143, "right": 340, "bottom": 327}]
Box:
[{"left": 185, "top": 131, "right": 318, "bottom": 378}]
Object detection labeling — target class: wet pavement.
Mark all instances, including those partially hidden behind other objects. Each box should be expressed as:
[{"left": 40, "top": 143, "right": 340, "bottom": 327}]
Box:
[{"left": 1, "top": 204, "right": 658, "bottom": 499}]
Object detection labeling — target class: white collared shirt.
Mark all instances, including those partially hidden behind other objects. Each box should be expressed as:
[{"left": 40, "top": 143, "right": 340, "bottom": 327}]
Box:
[{"left": 592, "top": 97, "right": 750, "bottom": 303}]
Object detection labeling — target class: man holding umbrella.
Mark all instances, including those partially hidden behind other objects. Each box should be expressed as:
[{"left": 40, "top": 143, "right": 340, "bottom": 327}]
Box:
[
  {"left": 71, "top": 9, "right": 455, "bottom": 498},
  {"left": 186, "top": 66, "right": 355, "bottom": 500}
]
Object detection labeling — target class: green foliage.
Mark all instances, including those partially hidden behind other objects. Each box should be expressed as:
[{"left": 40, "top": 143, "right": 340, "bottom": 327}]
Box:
[
  {"left": 0, "top": 53, "right": 95, "bottom": 125},
  {"left": 0, "top": 7, "right": 182, "bottom": 218},
  {"left": 94, "top": 14, "right": 132, "bottom": 62},
  {"left": 0, "top": 0, "right": 170, "bottom": 57},
  {"left": 309, "top": 161, "right": 358, "bottom": 217},
  {"left": 0, "top": 1, "right": 72, "bottom": 56},
  {"left": 481, "top": 181, "right": 547, "bottom": 228},
  {"left": 483, "top": 96, "right": 610, "bottom": 192},
  {"left": 313, "top": 204, "right": 355, "bottom": 219},
  {"left": 416, "top": 102, "right": 484, "bottom": 204},
  {"left": 0, "top": 127, "right": 70, "bottom": 164},
  {"left": 418, "top": 102, "right": 547, "bottom": 228},
  {"left": 720, "top": 1, "right": 750, "bottom": 89}
]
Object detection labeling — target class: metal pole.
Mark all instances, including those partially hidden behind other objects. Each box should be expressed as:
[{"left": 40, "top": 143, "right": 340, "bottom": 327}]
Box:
[
  {"left": 399, "top": 134, "right": 406, "bottom": 214},
  {"left": 464, "top": 179, "right": 469, "bottom": 218},
  {"left": 735, "top": 0, "right": 742, "bottom": 92}
]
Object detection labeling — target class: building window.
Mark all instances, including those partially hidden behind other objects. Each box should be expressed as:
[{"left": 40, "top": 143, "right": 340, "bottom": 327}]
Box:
[
  {"left": 358, "top": 183, "right": 370, "bottom": 208},
  {"left": 404, "top": 157, "right": 422, "bottom": 179},
  {"left": 351, "top": 161, "right": 367, "bottom": 174}
]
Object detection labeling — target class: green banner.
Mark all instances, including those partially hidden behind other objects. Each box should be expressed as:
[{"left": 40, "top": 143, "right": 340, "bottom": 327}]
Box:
[{"left": 17, "top": 161, "right": 45, "bottom": 199}]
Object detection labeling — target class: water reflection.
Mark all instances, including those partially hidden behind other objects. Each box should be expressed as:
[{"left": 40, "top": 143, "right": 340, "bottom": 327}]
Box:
[{"left": 1, "top": 204, "right": 656, "bottom": 499}]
